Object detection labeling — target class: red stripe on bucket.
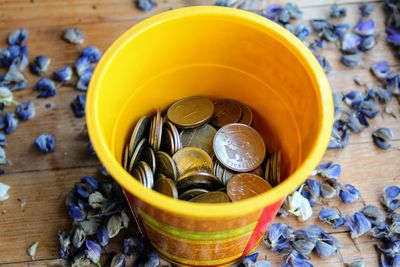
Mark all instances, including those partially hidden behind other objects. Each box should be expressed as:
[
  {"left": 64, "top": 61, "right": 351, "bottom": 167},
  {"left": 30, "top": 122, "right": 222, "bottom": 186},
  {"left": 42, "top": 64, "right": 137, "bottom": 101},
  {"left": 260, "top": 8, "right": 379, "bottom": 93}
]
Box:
[{"left": 242, "top": 199, "right": 284, "bottom": 255}]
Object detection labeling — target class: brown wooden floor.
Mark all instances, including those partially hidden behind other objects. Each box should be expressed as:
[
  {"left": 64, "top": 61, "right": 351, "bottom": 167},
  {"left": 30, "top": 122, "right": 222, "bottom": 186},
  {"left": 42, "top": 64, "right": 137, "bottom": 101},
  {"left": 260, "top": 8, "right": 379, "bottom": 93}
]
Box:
[{"left": 0, "top": 0, "right": 397, "bottom": 266}]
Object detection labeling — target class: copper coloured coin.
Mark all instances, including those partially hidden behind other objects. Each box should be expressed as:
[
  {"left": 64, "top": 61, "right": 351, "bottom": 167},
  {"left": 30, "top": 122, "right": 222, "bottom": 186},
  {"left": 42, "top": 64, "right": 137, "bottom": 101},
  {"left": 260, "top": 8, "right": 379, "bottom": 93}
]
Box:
[
  {"left": 227, "top": 173, "right": 272, "bottom": 201},
  {"left": 153, "top": 176, "right": 178, "bottom": 199},
  {"left": 213, "top": 123, "right": 266, "bottom": 172},
  {"left": 210, "top": 99, "right": 242, "bottom": 128},
  {"left": 167, "top": 96, "right": 214, "bottom": 129},
  {"left": 190, "top": 191, "right": 230, "bottom": 203}
]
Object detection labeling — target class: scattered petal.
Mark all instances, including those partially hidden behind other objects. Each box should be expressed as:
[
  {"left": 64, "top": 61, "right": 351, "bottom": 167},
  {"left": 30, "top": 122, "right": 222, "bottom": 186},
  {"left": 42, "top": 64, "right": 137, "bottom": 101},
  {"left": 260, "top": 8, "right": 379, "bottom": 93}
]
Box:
[
  {"left": 354, "top": 19, "right": 375, "bottom": 36},
  {"left": 71, "top": 225, "right": 86, "bottom": 249},
  {"left": 34, "top": 78, "right": 57, "bottom": 98},
  {"left": 0, "top": 182, "right": 10, "bottom": 201},
  {"left": 123, "top": 237, "right": 145, "bottom": 256},
  {"left": 27, "top": 241, "right": 39, "bottom": 261},
  {"left": 35, "top": 134, "right": 55, "bottom": 153},
  {"left": 3, "top": 112, "right": 18, "bottom": 134},
  {"left": 360, "top": 3, "right": 374, "bottom": 17},
  {"left": 328, "top": 120, "right": 350, "bottom": 149},
  {"left": 8, "top": 29, "right": 28, "bottom": 46},
  {"left": 340, "top": 33, "right": 361, "bottom": 54},
  {"left": 15, "top": 100, "right": 35, "bottom": 121},
  {"left": 0, "top": 147, "right": 6, "bottom": 164},
  {"left": 382, "top": 185, "right": 400, "bottom": 211},
  {"left": 346, "top": 212, "right": 372, "bottom": 239},
  {"left": 96, "top": 225, "right": 109, "bottom": 247},
  {"left": 359, "top": 36, "right": 376, "bottom": 51},
  {"left": 372, "top": 128, "right": 393, "bottom": 150},
  {"left": 58, "top": 231, "right": 71, "bottom": 259},
  {"left": 67, "top": 204, "right": 86, "bottom": 221},
  {"left": 315, "top": 55, "right": 331, "bottom": 73},
  {"left": 81, "top": 176, "right": 99, "bottom": 191},
  {"left": 63, "top": 27, "right": 84, "bottom": 44},
  {"left": 74, "top": 57, "right": 91, "bottom": 77},
  {"left": 330, "top": 3, "right": 347, "bottom": 18},
  {"left": 315, "top": 240, "right": 337, "bottom": 258},
  {"left": 314, "top": 162, "right": 341, "bottom": 180},
  {"left": 361, "top": 205, "right": 386, "bottom": 226},
  {"left": 387, "top": 27, "right": 400, "bottom": 46},
  {"left": 81, "top": 46, "right": 102, "bottom": 63},
  {"left": 53, "top": 65, "right": 73, "bottom": 83},
  {"left": 286, "top": 190, "right": 313, "bottom": 222},
  {"left": 371, "top": 61, "right": 390, "bottom": 79},
  {"left": 1, "top": 66, "right": 28, "bottom": 91},
  {"left": 70, "top": 94, "right": 86, "bottom": 118},
  {"left": 136, "top": 0, "right": 156, "bottom": 12},
  {"left": 107, "top": 214, "right": 122, "bottom": 238},
  {"left": 89, "top": 191, "right": 107, "bottom": 209},
  {"left": 76, "top": 68, "right": 93, "bottom": 91},
  {"left": 339, "top": 184, "right": 361, "bottom": 204},
  {"left": 215, "top": 0, "right": 238, "bottom": 7},
  {"left": 29, "top": 55, "right": 51, "bottom": 76},
  {"left": 341, "top": 52, "right": 362, "bottom": 68},
  {"left": 110, "top": 253, "right": 126, "bottom": 267},
  {"left": 84, "top": 240, "right": 101, "bottom": 266},
  {"left": 0, "top": 86, "right": 15, "bottom": 106}
]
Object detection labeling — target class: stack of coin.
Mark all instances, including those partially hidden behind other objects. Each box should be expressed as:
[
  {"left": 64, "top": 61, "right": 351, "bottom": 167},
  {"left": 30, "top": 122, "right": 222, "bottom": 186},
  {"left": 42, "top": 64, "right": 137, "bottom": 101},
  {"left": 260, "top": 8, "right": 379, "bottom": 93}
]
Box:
[{"left": 123, "top": 96, "right": 281, "bottom": 203}]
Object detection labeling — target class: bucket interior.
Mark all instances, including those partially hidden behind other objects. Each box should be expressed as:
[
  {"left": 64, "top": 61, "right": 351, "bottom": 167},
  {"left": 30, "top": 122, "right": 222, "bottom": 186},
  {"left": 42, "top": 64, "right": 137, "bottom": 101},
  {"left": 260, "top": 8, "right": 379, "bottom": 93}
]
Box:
[{"left": 95, "top": 12, "right": 323, "bottom": 189}]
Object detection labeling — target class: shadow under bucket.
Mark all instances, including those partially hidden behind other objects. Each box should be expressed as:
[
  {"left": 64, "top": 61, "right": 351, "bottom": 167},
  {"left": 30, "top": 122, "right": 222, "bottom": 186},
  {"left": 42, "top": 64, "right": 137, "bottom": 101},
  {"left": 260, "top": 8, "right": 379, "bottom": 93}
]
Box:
[{"left": 87, "top": 6, "right": 333, "bottom": 266}]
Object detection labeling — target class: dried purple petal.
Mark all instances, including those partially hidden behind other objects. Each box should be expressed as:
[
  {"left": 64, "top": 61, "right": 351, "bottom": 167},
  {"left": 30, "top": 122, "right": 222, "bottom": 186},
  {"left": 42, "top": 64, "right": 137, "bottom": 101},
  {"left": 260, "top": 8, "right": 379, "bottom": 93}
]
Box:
[
  {"left": 10, "top": 54, "right": 28, "bottom": 71},
  {"left": 320, "top": 183, "right": 337, "bottom": 199},
  {"left": 53, "top": 65, "right": 73, "bottom": 83},
  {"left": 74, "top": 182, "right": 91, "bottom": 198},
  {"left": 78, "top": 219, "right": 100, "bottom": 235},
  {"left": 361, "top": 205, "right": 386, "bottom": 226},
  {"left": 357, "top": 100, "right": 379, "bottom": 118},
  {"left": 35, "top": 134, "right": 55, "bottom": 153},
  {"left": 330, "top": 3, "right": 347, "bottom": 18},
  {"left": 110, "top": 253, "right": 126, "bottom": 267},
  {"left": 360, "top": 3, "right": 374, "bottom": 17},
  {"left": 262, "top": 4, "right": 283, "bottom": 21},
  {"left": 346, "top": 212, "right": 372, "bottom": 239},
  {"left": 341, "top": 52, "right": 362, "bottom": 68},
  {"left": 67, "top": 204, "right": 86, "bottom": 221},
  {"left": 343, "top": 90, "right": 365, "bottom": 107},
  {"left": 87, "top": 140, "right": 95, "bottom": 156},
  {"left": 371, "top": 61, "right": 390, "bottom": 79},
  {"left": 372, "top": 128, "right": 393, "bottom": 150},
  {"left": 340, "top": 33, "right": 362, "bottom": 54},
  {"left": 386, "top": 72, "right": 400, "bottom": 96},
  {"left": 15, "top": 100, "right": 35, "bottom": 121},
  {"left": 264, "top": 223, "right": 293, "bottom": 252},
  {"left": 387, "top": 28, "right": 400, "bottom": 46},
  {"left": 76, "top": 68, "right": 93, "bottom": 91},
  {"left": 329, "top": 120, "right": 350, "bottom": 149},
  {"left": 96, "top": 225, "right": 109, "bottom": 247},
  {"left": 63, "top": 27, "right": 84, "bottom": 44},
  {"left": 84, "top": 240, "right": 101, "bottom": 266},
  {"left": 339, "top": 184, "right": 361, "bottom": 204},
  {"left": 215, "top": 0, "right": 238, "bottom": 7},
  {"left": 367, "top": 87, "right": 392, "bottom": 103},
  {"left": 315, "top": 55, "right": 331, "bottom": 73},
  {"left": 123, "top": 236, "right": 145, "bottom": 256},
  {"left": 284, "top": 3, "right": 302, "bottom": 20},
  {"left": 81, "top": 176, "right": 99, "bottom": 191},
  {"left": 286, "top": 250, "right": 313, "bottom": 267},
  {"left": 29, "top": 55, "right": 51, "bottom": 76},
  {"left": 315, "top": 240, "right": 337, "bottom": 259},
  {"left": 71, "top": 225, "right": 86, "bottom": 248},
  {"left": 291, "top": 239, "right": 315, "bottom": 256},
  {"left": 3, "top": 112, "right": 18, "bottom": 134},
  {"left": 0, "top": 86, "right": 15, "bottom": 106},
  {"left": 354, "top": 19, "right": 375, "bottom": 36},
  {"left": 318, "top": 207, "right": 345, "bottom": 229},
  {"left": 75, "top": 56, "right": 91, "bottom": 77},
  {"left": 382, "top": 185, "right": 400, "bottom": 211},
  {"left": 294, "top": 23, "right": 310, "bottom": 41},
  {"left": 89, "top": 192, "right": 107, "bottom": 209},
  {"left": 58, "top": 231, "right": 71, "bottom": 259},
  {"left": 0, "top": 133, "right": 6, "bottom": 147},
  {"left": 308, "top": 39, "right": 325, "bottom": 52},
  {"left": 347, "top": 111, "right": 367, "bottom": 133},
  {"left": 314, "top": 162, "right": 341, "bottom": 180},
  {"left": 1, "top": 66, "right": 28, "bottom": 91},
  {"left": 34, "top": 78, "right": 57, "bottom": 98},
  {"left": 334, "top": 23, "right": 351, "bottom": 39},
  {"left": 81, "top": 46, "right": 102, "bottom": 63},
  {"left": 8, "top": 29, "right": 28, "bottom": 46},
  {"left": 71, "top": 94, "right": 86, "bottom": 118},
  {"left": 136, "top": 0, "right": 156, "bottom": 12},
  {"left": 310, "top": 19, "right": 337, "bottom": 42},
  {"left": 359, "top": 36, "right": 376, "bottom": 51}
]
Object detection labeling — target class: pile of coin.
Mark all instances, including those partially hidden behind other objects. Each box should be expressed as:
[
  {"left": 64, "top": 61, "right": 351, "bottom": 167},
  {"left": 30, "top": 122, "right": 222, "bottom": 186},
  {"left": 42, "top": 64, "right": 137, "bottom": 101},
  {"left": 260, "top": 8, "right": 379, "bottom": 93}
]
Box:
[{"left": 123, "top": 96, "right": 281, "bottom": 203}]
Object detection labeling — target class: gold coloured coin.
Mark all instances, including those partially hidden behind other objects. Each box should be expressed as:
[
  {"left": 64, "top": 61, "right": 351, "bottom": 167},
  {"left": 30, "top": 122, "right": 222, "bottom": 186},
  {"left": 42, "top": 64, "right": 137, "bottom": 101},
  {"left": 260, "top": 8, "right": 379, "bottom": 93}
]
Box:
[
  {"left": 180, "top": 124, "right": 217, "bottom": 157},
  {"left": 153, "top": 176, "right": 178, "bottom": 198},
  {"left": 155, "top": 151, "right": 178, "bottom": 181},
  {"left": 176, "top": 171, "right": 223, "bottom": 193},
  {"left": 213, "top": 123, "right": 266, "bottom": 172},
  {"left": 210, "top": 99, "right": 242, "bottom": 128},
  {"left": 128, "top": 116, "right": 151, "bottom": 158},
  {"left": 160, "top": 128, "right": 175, "bottom": 156},
  {"left": 190, "top": 191, "right": 230, "bottom": 203},
  {"left": 227, "top": 173, "right": 272, "bottom": 201},
  {"left": 128, "top": 138, "right": 147, "bottom": 173},
  {"left": 164, "top": 121, "right": 182, "bottom": 153},
  {"left": 155, "top": 110, "right": 163, "bottom": 151},
  {"left": 149, "top": 115, "right": 156, "bottom": 151},
  {"left": 179, "top": 188, "right": 209, "bottom": 201},
  {"left": 123, "top": 144, "right": 129, "bottom": 170},
  {"left": 137, "top": 161, "right": 154, "bottom": 189},
  {"left": 238, "top": 103, "right": 253, "bottom": 126},
  {"left": 167, "top": 96, "right": 214, "bottom": 128},
  {"left": 172, "top": 147, "right": 213, "bottom": 176}
]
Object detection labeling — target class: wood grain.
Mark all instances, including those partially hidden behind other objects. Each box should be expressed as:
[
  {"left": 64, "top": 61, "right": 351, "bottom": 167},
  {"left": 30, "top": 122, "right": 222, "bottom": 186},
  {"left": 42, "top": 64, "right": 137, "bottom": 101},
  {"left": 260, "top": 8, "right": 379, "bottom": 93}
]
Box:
[{"left": 0, "top": 0, "right": 397, "bottom": 266}]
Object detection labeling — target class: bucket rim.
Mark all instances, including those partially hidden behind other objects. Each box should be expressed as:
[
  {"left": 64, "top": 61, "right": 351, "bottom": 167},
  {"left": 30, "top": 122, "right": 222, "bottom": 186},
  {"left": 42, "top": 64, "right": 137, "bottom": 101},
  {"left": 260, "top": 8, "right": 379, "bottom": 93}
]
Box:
[{"left": 86, "top": 6, "right": 333, "bottom": 218}]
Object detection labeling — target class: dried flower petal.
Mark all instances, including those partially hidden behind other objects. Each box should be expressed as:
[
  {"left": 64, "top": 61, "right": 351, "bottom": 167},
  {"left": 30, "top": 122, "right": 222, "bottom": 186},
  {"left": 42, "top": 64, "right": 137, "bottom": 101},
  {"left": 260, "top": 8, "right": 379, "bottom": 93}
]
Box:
[
  {"left": 293, "top": 23, "right": 310, "bottom": 41},
  {"left": 76, "top": 68, "right": 93, "bottom": 91},
  {"left": 309, "top": 39, "right": 325, "bottom": 52},
  {"left": 291, "top": 239, "right": 315, "bottom": 256},
  {"left": 107, "top": 214, "right": 122, "bottom": 238},
  {"left": 315, "top": 240, "right": 337, "bottom": 258},
  {"left": 354, "top": 19, "right": 375, "bottom": 36},
  {"left": 346, "top": 212, "right": 372, "bottom": 239},
  {"left": 75, "top": 57, "right": 91, "bottom": 77},
  {"left": 53, "top": 65, "right": 73, "bottom": 83},
  {"left": 27, "top": 241, "right": 39, "bottom": 261},
  {"left": 110, "top": 253, "right": 126, "bottom": 267},
  {"left": 0, "top": 182, "right": 10, "bottom": 201},
  {"left": 314, "top": 162, "right": 341, "bottom": 180},
  {"left": 0, "top": 86, "right": 15, "bottom": 106},
  {"left": 29, "top": 55, "right": 51, "bottom": 76},
  {"left": 67, "top": 204, "right": 86, "bottom": 221},
  {"left": 136, "top": 0, "right": 156, "bottom": 12},
  {"left": 88, "top": 191, "right": 107, "bottom": 209},
  {"left": 8, "top": 29, "right": 28, "bottom": 46},
  {"left": 371, "top": 61, "right": 390, "bottom": 79},
  {"left": 72, "top": 225, "right": 86, "bottom": 248},
  {"left": 319, "top": 207, "right": 345, "bottom": 229},
  {"left": 262, "top": 4, "right": 283, "bottom": 21},
  {"left": 58, "top": 231, "right": 71, "bottom": 259},
  {"left": 84, "top": 240, "right": 101, "bottom": 266},
  {"left": 330, "top": 3, "right": 347, "bottom": 18},
  {"left": 372, "top": 128, "right": 393, "bottom": 150},
  {"left": 81, "top": 176, "right": 99, "bottom": 191},
  {"left": 361, "top": 205, "right": 386, "bottom": 226},
  {"left": 329, "top": 120, "right": 350, "bottom": 149},
  {"left": 96, "top": 225, "right": 109, "bottom": 247},
  {"left": 340, "top": 33, "right": 362, "bottom": 54},
  {"left": 382, "top": 185, "right": 400, "bottom": 211},
  {"left": 35, "top": 134, "right": 55, "bottom": 153},
  {"left": 63, "top": 28, "right": 84, "bottom": 44},
  {"left": 81, "top": 46, "right": 102, "bottom": 63},
  {"left": 357, "top": 100, "right": 379, "bottom": 118},
  {"left": 1, "top": 66, "right": 28, "bottom": 91},
  {"left": 78, "top": 220, "right": 100, "bottom": 235},
  {"left": 387, "top": 28, "right": 400, "bottom": 46},
  {"left": 339, "top": 184, "right": 361, "bottom": 204},
  {"left": 366, "top": 87, "right": 392, "bottom": 103},
  {"left": 0, "top": 146, "right": 6, "bottom": 165},
  {"left": 343, "top": 91, "right": 365, "bottom": 108},
  {"left": 3, "top": 112, "right": 18, "bottom": 134},
  {"left": 287, "top": 190, "right": 312, "bottom": 222},
  {"left": 123, "top": 236, "right": 145, "bottom": 256},
  {"left": 215, "top": 0, "right": 238, "bottom": 7},
  {"left": 136, "top": 249, "right": 160, "bottom": 267},
  {"left": 16, "top": 100, "right": 35, "bottom": 121},
  {"left": 359, "top": 36, "right": 376, "bottom": 51},
  {"left": 360, "top": 3, "right": 374, "bottom": 17},
  {"left": 34, "top": 78, "right": 57, "bottom": 98},
  {"left": 320, "top": 183, "right": 338, "bottom": 199},
  {"left": 341, "top": 52, "right": 362, "bottom": 68},
  {"left": 334, "top": 23, "right": 351, "bottom": 39},
  {"left": 315, "top": 55, "right": 331, "bottom": 73},
  {"left": 71, "top": 94, "right": 86, "bottom": 118}
]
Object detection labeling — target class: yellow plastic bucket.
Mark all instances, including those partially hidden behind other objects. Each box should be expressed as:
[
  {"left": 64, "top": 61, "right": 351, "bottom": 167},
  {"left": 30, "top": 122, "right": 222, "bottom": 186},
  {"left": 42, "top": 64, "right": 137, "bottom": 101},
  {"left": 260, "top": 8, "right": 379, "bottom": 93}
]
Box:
[{"left": 87, "top": 6, "right": 333, "bottom": 266}]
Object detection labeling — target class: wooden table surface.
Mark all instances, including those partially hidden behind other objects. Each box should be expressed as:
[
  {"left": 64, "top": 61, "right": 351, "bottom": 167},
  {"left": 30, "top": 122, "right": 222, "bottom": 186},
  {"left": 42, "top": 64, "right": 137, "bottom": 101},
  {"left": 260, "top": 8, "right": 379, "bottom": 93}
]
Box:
[{"left": 0, "top": 0, "right": 398, "bottom": 266}]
